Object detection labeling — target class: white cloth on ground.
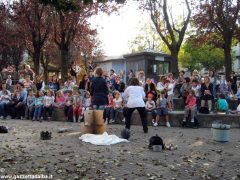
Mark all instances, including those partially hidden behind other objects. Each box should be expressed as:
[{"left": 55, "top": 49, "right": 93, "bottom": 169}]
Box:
[{"left": 79, "top": 132, "right": 129, "bottom": 145}]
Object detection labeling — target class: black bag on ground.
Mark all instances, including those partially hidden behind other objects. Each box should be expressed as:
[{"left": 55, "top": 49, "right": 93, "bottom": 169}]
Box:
[
  {"left": 0, "top": 126, "right": 8, "bottom": 133},
  {"left": 121, "top": 128, "right": 130, "bottom": 140},
  {"left": 199, "top": 107, "right": 209, "bottom": 114},
  {"left": 148, "top": 134, "right": 165, "bottom": 149}
]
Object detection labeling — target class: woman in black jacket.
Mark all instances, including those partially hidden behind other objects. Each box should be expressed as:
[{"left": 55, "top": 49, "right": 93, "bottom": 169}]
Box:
[
  {"left": 200, "top": 76, "right": 214, "bottom": 111},
  {"left": 90, "top": 68, "right": 108, "bottom": 110},
  {"left": 79, "top": 74, "right": 88, "bottom": 98},
  {"left": 144, "top": 78, "right": 157, "bottom": 101},
  {"left": 114, "top": 76, "right": 125, "bottom": 93}
]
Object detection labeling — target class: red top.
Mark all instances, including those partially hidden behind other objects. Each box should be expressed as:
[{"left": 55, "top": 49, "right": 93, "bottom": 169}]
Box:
[
  {"left": 108, "top": 97, "right": 114, "bottom": 107},
  {"left": 186, "top": 96, "right": 196, "bottom": 108}
]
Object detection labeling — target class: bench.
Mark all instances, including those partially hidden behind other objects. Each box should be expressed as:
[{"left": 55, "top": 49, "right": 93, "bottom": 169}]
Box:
[
  {"left": 173, "top": 98, "right": 239, "bottom": 111},
  {"left": 52, "top": 108, "right": 66, "bottom": 121},
  {"left": 51, "top": 108, "right": 240, "bottom": 128},
  {"left": 117, "top": 111, "right": 240, "bottom": 128}
]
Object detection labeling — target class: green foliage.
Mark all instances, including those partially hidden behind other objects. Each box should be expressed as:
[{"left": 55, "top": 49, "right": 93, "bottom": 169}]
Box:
[
  {"left": 39, "top": 0, "right": 79, "bottom": 11},
  {"left": 39, "top": 0, "right": 125, "bottom": 11},
  {"left": 179, "top": 37, "right": 224, "bottom": 71},
  {"left": 129, "top": 22, "right": 167, "bottom": 53}
]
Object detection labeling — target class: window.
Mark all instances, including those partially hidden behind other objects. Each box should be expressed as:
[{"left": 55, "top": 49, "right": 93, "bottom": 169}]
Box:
[
  {"left": 159, "top": 63, "right": 163, "bottom": 75},
  {"left": 164, "top": 62, "right": 169, "bottom": 74},
  {"left": 148, "top": 60, "right": 158, "bottom": 75}
]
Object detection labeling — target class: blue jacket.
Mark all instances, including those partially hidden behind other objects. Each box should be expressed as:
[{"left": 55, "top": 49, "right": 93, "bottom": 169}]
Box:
[{"left": 20, "top": 90, "right": 27, "bottom": 104}]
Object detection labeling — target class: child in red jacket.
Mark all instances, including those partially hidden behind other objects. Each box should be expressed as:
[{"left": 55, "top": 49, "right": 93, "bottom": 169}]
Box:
[{"left": 182, "top": 90, "right": 197, "bottom": 126}]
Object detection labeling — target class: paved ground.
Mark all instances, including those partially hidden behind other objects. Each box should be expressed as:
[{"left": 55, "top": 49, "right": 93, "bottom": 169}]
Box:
[{"left": 0, "top": 120, "right": 240, "bottom": 180}]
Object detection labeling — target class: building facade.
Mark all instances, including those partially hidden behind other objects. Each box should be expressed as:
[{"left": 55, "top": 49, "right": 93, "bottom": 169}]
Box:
[{"left": 95, "top": 51, "right": 171, "bottom": 83}]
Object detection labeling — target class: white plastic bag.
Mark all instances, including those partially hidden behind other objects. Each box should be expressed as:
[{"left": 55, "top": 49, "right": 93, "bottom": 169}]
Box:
[{"left": 79, "top": 132, "right": 129, "bottom": 145}]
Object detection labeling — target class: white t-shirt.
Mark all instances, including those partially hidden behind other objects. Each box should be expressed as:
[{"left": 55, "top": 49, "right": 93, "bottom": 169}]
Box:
[
  {"left": 114, "top": 98, "right": 122, "bottom": 108},
  {"left": 166, "top": 83, "right": 174, "bottom": 95},
  {"left": 192, "top": 85, "right": 201, "bottom": 97},
  {"left": 44, "top": 96, "right": 55, "bottom": 107},
  {"left": 145, "top": 100, "right": 156, "bottom": 110},
  {"left": 157, "top": 82, "right": 165, "bottom": 92},
  {"left": 123, "top": 86, "right": 145, "bottom": 108},
  {"left": 84, "top": 98, "right": 91, "bottom": 108}
]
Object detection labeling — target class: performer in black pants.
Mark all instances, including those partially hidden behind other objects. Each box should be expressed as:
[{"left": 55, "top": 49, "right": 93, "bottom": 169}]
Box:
[{"left": 123, "top": 78, "right": 148, "bottom": 133}]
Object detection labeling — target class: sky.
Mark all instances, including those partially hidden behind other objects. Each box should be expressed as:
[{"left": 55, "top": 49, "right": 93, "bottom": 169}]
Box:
[
  {"left": 89, "top": 1, "right": 149, "bottom": 56},
  {"left": 89, "top": 0, "right": 186, "bottom": 56},
  {"left": 2, "top": 0, "right": 185, "bottom": 57}
]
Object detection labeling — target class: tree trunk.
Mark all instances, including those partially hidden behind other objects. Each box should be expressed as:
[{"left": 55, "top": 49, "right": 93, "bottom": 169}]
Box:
[
  {"left": 85, "top": 59, "right": 87, "bottom": 73},
  {"left": 60, "top": 46, "right": 69, "bottom": 82},
  {"left": 41, "top": 52, "right": 49, "bottom": 84},
  {"left": 224, "top": 41, "right": 232, "bottom": 80},
  {"left": 33, "top": 50, "right": 41, "bottom": 76},
  {"left": 170, "top": 50, "right": 179, "bottom": 78},
  {"left": 43, "top": 64, "right": 48, "bottom": 84}
]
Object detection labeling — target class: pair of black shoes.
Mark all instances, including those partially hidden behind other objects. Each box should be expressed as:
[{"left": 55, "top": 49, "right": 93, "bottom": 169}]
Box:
[{"left": 40, "top": 131, "right": 52, "bottom": 140}]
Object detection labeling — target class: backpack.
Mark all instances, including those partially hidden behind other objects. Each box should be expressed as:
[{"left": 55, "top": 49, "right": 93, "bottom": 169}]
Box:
[
  {"left": 148, "top": 134, "right": 165, "bottom": 149},
  {"left": 0, "top": 126, "right": 8, "bottom": 133},
  {"left": 121, "top": 128, "right": 130, "bottom": 140},
  {"left": 199, "top": 107, "right": 210, "bottom": 114}
]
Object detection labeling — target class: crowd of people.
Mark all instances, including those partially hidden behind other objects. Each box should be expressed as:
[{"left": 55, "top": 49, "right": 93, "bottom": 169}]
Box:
[{"left": 0, "top": 62, "right": 240, "bottom": 132}]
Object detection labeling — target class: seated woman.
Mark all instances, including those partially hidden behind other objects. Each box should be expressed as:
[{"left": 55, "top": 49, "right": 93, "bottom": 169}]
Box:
[
  {"left": 144, "top": 78, "right": 157, "bottom": 102},
  {"left": 5, "top": 83, "right": 27, "bottom": 119},
  {"left": 200, "top": 76, "right": 214, "bottom": 112},
  {"left": 35, "top": 75, "right": 45, "bottom": 92},
  {"left": 63, "top": 76, "right": 75, "bottom": 93}
]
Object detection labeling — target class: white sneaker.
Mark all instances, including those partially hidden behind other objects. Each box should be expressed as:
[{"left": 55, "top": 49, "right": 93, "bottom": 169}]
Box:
[
  {"left": 122, "top": 118, "right": 125, "bottom": 122},
  {"left": 191, "top": 119, "right": 194, "bottom": 123},
  {"left": 166, "top": 121, "right": 171, "bottom": 127},
  {"left": 153, "top": 122, "right": 158, "bottom": 127},
  {"left": 152, "top": 119, "right": 155, "bottom": 124},
  {"left": 109, "top": 119, "right": 115, "bottom": 123}
]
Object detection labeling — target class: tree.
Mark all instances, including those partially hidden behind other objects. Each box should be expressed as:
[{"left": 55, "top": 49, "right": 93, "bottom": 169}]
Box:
[
  {"left": 71, "top": 25, "right": 105, "bottom": 69},
  {"left": 129, "top": 22, "right": 164, "bottom": 52},
  {"left": 179, "top": 35, "right": 225, "bottom": 71},
  {"left": 12, "top": 0, "right": 53, "bottom": 75},
  {"left": 46, "top": 1, "right": 116, "bottom": 82},
  {"left": 193, "top": 0, "right": 240, "bottom": 78},
  {"left": 0, "top": 3, "right": 25, "bottom": 72},
  {"left": 51, "top": 3, "right": 98, "bottom": 82},
  {"left": 39, "top": 0, "right": 125, "bottom": 11},
  {"left": 141, "top": 0, "right": 191, "bottom": 76}
]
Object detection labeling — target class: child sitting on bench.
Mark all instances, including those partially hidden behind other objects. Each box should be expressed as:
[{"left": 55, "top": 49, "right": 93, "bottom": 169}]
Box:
[
  {"left": 216, "top": 93, "right": 229, "bottom": 114},
  {"left": 182, "top": 90, "right": 197, "bottom": 127}
]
